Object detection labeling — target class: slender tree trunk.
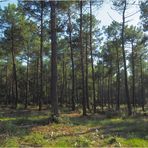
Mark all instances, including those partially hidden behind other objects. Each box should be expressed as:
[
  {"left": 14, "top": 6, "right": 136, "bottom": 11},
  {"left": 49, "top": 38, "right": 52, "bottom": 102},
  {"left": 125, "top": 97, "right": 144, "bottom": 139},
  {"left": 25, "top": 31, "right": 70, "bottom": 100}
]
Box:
[
  {"left": 7, "top": 79, "right": 10, "bottom": 105},
  {"left": 107, "top": 76, "right": 110, "bottom": 109},
  {"left": 85, "top": 34, "right": 89, "bottom": 110},
  {"left": 121, "top": 1, "right": 132, "bottom": 115},
  {"left": 101, "top": 60, "right": 104, "bottom": 111},
  {"left": 11, "top": 80, "right": 14, "bottom": 106},
  {"left": 90, "top": 0, "right": 96, "bottom": 113},
  {"left": 65, "top": 65, "right": 68, "bottom": 105},
  {"left": 131, "top": 41, "right": 135, "bottom": 108},
  {"left": 5, "top": 64, "right": 8, "bottom": 105},
  {"left": 80, "top": 0, "right": 86, "bottom": 116},
  {"left": 110, "top": 62, "right": 113, "bottom": 109},
  {"left": 60, "top": 54, "right": 65, "bottom": 105},
  {"left": 36, "top": 58, "right": 39, "bottom": 105},
  {"left": 25, "top": 46, "right": 29, "bottom": 109},
  {"left": 140, "top": 56, "right": 144, "bottom": 111},
  {"left": 32, "top": 62, "right": 35, "bottom": 104},
  {"left": 45, "top": 67, "right": 48, "bottom": 104},
  {"left": 50, "top": 1, "right": 59, "bottom": 116},
  {"left": 11, "top": 27, "right": 18, "bottom": 109},
  {"left": 39, "top": 1, "right": 44, "bottom": 111},
  {"left": 115, "top": 45, "right": 120, "bottom": 111},
  {"left": 68, "top": 9, "right": 75, "bottom": 111},
  {"left": 75, "top": 74, "right": 79, "bottom": 103},
  {"left": 97, "top": 76, "right": 100, "bottom": 108}
]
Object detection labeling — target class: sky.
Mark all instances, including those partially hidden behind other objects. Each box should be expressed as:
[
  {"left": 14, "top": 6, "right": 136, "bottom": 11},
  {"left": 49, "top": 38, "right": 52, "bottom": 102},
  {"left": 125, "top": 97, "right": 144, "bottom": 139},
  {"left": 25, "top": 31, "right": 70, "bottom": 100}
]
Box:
[
  {"left": 94, "top": 0, "right": 141, "bottom": 27},
  {"left": 0, "top": 0, "right": 142, "bottom": 27}
]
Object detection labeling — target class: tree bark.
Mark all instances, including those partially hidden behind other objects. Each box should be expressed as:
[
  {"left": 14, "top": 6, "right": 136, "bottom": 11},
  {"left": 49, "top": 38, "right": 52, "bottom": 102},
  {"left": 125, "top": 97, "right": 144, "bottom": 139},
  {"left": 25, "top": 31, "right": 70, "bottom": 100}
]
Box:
[
  {"left": 50, "top": 1, "right": 59, "bottom": 116},
  {"left": 60, "top": 53, "right": 65, "bottom": 105},
  {"left": 80, "top": 0, "right": 86, "bottom": 116},
  {"left": 39, "top": 1, "right": 44, "bottom": 111},
  {"left": 140, "top": 56, "right": 144, "bottom": 111},
  {"left": 25, "top": 44, "right": 29, "bottom": 109},
  {"left": 11, "top": 26, "right": 18, "bottom": 109},
  {"left": 131, "top": 41, "right": 135, "bottom": 108},
  {"left": 68, "top": 9, "right": 75, "bottom": 111},
  {"left": 121, "top": 0, "right": 132, "bottom": 115},
  {"left": 36, "top": 58, "right": 39, "bottom": 105},
  {"left": 90, "top": 0, "right": 96, "bottom": 113},
  {"left": 115, "top": 45, "right": 120, "bottom": 111},
  {"left": 85, "top": 34, "right": 89, "bottom": 110}
]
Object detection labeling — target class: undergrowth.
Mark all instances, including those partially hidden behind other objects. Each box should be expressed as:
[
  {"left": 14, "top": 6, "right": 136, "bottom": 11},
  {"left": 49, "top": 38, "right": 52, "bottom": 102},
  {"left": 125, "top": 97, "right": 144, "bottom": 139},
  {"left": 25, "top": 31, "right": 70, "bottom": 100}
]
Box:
[{"left": 0, "top": 107, "right": 147, "bottom": 147}]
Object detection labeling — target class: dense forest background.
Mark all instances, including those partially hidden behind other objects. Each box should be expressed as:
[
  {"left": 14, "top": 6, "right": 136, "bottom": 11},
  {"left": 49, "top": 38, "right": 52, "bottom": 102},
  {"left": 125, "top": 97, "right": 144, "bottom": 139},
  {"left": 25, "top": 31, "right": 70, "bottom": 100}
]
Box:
[{"left": 0, "top": 0, "right": 148, "bottom": 117}]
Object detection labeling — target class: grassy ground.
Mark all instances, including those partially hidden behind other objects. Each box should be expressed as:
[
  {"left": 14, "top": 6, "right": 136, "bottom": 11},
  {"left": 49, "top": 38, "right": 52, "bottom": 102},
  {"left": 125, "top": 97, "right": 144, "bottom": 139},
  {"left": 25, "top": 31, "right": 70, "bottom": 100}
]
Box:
[{"left": 0, "top": 106, "right": 147, "bottom": 147}]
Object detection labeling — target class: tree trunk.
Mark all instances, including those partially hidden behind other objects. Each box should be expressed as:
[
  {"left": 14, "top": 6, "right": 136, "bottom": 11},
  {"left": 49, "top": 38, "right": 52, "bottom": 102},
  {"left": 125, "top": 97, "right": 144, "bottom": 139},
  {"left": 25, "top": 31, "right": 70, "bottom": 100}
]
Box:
[
  {"left": 68, "top": 9, "right": 75, "bottom": 111},
  {"left": 25, "top": 45, "right": 29, "bottom": 109},
  {"left": 121, "top": 0, "right": 132, "bottom": 115},
  {"left": 101, "top": 60, "right": 104, "bottom": 111},
  {"left": 11, "top": 27, "right": 18, "bottom": 109},
  {"left": 107, "top": 76, "right": 110, "bottom": 109},
  {"left": 60, "top": 53, "right": 65, "bottom": 105},
  {"left": 85, "top": 34, "right": 89, "bottom": 110},
  {"left": 90, "top": 0, "right": 96, "bottom": 113},
  {"left": 140, "top": 56, "right": 144, "bottom": 111},
  {"left": 5, "top": 64, "right": 8, "bottom": 105},
  {"left": 131, "top": 41, "right": 135, "bottom": 108},
  {"left": 39, "top": 1, "right": 44, "bottom": 111},
  {"left": 36, "top": 58, "right": 39, "bottom": 105},
  {"left": 80, "top": 0, "right": 86, "bottom": 116},
  {"left": 50, "top": 1, "right": 59, "bottom": 116},
  {"left": 115, "top": 45, "right": 120, "bottom": 111}
]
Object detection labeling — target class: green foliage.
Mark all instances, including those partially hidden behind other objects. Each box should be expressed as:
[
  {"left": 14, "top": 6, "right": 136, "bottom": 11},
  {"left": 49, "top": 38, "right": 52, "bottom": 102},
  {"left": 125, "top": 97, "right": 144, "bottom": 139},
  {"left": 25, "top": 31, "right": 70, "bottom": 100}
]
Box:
[
  {"left": 73, "top": 136, "right": 91, "bottom": 147},
  {"left": 48, "top": 136, "right": 92, "bottom": 147},
  {"left": 107, "top": 136, "right": 117, "bottom": 144},
  {"left": 51, "top": 137, "right": 71, "bottom": 147},
  {"left": 0, "top": 108, "right": 148, "bottom": 147},
  {"left": 140, "top": 0, "right": 148, "bottom": 31},
  {"left": 0, "top": 0, "right": 148, "bottom": 146},
  {"left": 22, "top": 132, "right": 49, "bottom": 146},
  {"left": 1, "top": 137, "right": 19, "bottom": 147},
  {"left": 117, "top": 137, "right": 148, "bottom": 147}
]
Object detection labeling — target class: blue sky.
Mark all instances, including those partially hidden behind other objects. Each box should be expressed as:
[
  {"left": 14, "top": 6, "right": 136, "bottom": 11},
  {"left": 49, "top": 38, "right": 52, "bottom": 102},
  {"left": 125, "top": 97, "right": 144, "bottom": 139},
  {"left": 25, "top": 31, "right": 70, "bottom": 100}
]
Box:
[
  {"left": 0, "top": 0, "right": 17, "bottom": 8},
  {"left": 95, "top": 0, "right": 141, "bottom": 27},
  {"left": 0, "top": 0, "right": 141, "bottom": 27}
]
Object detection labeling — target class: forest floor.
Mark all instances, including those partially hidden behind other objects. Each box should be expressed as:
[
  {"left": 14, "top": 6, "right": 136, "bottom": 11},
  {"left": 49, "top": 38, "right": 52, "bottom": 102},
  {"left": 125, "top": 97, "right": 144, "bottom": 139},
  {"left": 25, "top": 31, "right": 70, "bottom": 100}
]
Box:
[{"left": 0, "top": 105, "right": 148, "bottom": 147}]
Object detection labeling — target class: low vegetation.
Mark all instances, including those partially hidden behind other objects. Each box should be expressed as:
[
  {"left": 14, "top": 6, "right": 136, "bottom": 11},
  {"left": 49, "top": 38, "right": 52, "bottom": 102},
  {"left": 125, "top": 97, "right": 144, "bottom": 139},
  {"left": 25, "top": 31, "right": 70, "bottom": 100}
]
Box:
[{"left": 0, "top": 106, "right": 147, "bottom": 147}]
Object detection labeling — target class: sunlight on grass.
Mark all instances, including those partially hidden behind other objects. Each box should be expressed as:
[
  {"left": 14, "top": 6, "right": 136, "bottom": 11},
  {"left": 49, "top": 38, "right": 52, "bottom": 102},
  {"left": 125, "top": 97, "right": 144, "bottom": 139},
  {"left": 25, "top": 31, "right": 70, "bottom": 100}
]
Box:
[
  {"left": 117, "top": 137, "right": 148, "bottom": 147},
  {"left": 49, "top": 135, "right": 92, "bottom": 147},
  {"left": 22, "top": 132, "right": 49, "bottom": 147},
  {"left": 0, "top": 117, "right": 16, "bottom": 121},
  {"left": 0, "top": 108, "right": 147, "bottom": 147}
]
